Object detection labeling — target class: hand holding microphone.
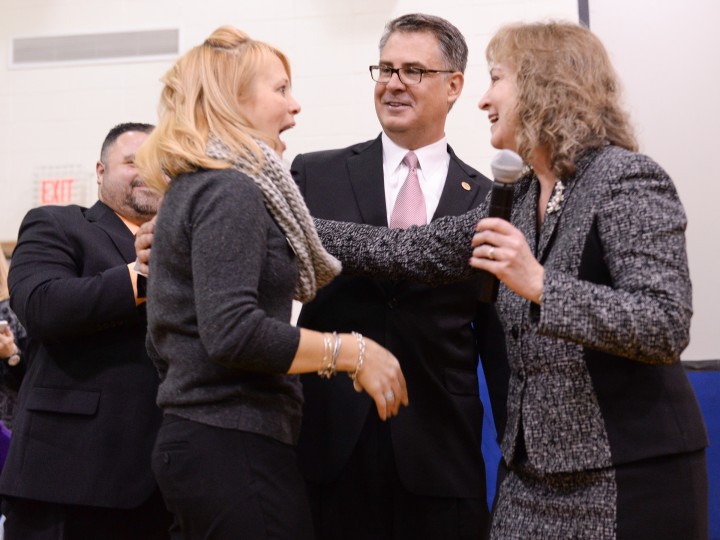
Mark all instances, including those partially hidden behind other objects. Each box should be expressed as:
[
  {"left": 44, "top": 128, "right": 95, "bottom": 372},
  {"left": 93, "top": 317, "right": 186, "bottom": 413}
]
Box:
[{"left": 476, "top": 149, "right": 524, "bottom": 303}]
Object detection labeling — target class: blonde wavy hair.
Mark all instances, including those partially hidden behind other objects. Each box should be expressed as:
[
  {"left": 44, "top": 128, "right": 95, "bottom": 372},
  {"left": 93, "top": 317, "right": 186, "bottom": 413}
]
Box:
[
  {"left": 137, "top": 26, "right": 292, "bottom": 193},
  {"left": 487, "top": 21, "right": 638, "bottom": 178}
]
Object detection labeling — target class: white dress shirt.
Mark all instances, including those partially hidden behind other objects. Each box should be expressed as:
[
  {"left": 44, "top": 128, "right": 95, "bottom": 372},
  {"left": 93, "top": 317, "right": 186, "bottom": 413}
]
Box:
[{"left": 381, "top": 132, "right": 451, "bottom": 223}]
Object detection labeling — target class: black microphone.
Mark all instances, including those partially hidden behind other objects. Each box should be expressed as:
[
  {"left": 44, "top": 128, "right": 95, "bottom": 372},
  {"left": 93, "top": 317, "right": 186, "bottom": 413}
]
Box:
[{"left": 477, "top": 149, "right": 524, "bottom": 303}]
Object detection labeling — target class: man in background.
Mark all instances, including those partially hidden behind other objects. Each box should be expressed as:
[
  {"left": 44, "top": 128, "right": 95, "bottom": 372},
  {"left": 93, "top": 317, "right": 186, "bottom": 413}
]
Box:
[
  {"left": 292, "top": 13, "right": 508, "bottom": 540},
  {"left": 0, "top": 123, "right": 170, "bottom": 539}
]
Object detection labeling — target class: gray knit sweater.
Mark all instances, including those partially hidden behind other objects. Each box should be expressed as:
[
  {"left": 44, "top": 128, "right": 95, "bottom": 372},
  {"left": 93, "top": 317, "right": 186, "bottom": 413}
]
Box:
[{"left": 147, "top": 168, "right": 303, "bottom": 445}]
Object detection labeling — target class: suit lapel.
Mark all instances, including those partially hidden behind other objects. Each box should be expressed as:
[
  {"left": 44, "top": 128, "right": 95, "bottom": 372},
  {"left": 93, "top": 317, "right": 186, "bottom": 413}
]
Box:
[
  {"left": 86, "top": 201, "right": 136, "bottom": 263},
  {"left": 347, "top": 136, "right": 388, "bottom": 226},
  {"left": 433, "top": 145, "right": 485, "bottom": 220},
  {"left": 535, "top": 149, "right": 600, "bottom": 262}
]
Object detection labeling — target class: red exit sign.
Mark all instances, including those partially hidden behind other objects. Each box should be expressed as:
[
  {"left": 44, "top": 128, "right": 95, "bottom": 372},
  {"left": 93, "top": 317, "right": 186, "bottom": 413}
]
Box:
[
  {"left": 39, "top": 178, "right": 75, "bottom": 205},
  {"left": 33, "top": 166, "right": 92, "bottom": 208}
]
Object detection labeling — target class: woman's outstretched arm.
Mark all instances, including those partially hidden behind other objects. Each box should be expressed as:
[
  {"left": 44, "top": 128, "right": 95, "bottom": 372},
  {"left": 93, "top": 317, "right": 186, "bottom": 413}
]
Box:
[{"left": 314, "top": 205, "right": 483, "bottom": 287}]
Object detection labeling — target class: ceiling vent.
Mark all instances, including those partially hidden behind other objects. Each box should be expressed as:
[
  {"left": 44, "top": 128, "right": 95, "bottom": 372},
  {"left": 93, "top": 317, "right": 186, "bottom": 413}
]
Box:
[{"left": 11, "top": 28, "right": 179, "bottom": 68}]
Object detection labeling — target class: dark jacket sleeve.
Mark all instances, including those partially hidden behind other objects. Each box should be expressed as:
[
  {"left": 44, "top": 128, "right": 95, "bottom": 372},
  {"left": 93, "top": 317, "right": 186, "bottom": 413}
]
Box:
[{"left": 8, "top": 207, "right": 140, "bottom": 342}]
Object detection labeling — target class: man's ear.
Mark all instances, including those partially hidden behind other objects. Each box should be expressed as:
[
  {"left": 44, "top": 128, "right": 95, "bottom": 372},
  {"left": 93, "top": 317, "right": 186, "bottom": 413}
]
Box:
[
  {"left": 96, "top": 161, "right": 105, "bottom": 186},
  {"left": 447, "top": 71, "right": 465, "bottom": 108}
]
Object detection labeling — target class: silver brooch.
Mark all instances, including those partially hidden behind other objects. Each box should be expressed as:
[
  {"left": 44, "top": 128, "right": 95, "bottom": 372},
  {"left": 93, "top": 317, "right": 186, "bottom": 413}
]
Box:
[{"left": 546, "top": 180, "right": 565, "bottom": 214}]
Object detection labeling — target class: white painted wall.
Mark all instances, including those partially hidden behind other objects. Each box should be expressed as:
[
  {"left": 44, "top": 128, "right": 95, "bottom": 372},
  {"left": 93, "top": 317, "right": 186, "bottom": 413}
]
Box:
[
  {"left": 1, "top": 0, "right": 715, "bottom": 359},
  {"left": 590, "top": 0, "right": 720, "bottom": 360},
  {"left": 0, "top": 0, "right": 576, "bottom": 229}
]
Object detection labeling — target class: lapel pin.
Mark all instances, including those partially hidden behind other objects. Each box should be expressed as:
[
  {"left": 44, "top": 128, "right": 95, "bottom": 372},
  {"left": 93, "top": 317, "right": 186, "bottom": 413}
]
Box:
[{"left": 461, "top": 181, "right": 471, "bottom": 191}]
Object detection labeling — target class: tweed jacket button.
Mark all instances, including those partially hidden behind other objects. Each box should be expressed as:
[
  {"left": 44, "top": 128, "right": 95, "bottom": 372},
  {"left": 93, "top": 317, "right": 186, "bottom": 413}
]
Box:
[{"left": 511, "top": 325, "right": 520, "bottom": 339}]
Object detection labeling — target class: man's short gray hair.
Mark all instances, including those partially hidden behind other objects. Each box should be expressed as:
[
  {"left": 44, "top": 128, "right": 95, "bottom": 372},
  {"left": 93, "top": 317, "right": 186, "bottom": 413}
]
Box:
[{"left": 378, "top": 13, "right": 468, "bottom": 73}]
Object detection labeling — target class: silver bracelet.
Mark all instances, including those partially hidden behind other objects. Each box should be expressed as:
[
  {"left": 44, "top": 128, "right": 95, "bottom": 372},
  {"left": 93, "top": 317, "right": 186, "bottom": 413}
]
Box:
[
  {"left": 348, "top": 331, "right": 365, "bottom": 383},
  {"left": 317, "top": 333, "right": 331, "bottom": 375},
  {"left": 318, "top": 331, "right": 340, "bottom": 378}
]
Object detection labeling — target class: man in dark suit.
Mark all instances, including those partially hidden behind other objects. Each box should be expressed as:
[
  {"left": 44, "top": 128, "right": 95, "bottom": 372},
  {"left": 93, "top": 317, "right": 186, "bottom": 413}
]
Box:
[
  {"left": 0, "top": 123, "right": 171, "bottom": 539},
  {"left": 291, "top": 13, "right": 507, "bottom": 540}
]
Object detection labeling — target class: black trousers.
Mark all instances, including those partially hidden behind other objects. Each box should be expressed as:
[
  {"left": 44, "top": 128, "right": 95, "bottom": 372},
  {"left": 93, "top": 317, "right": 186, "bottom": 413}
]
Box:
[
  {"left": 307, "top": 411, "right": 489, "bottom": 540},
  {"left": 1, "top": 489, "right": 171, "bottom": 540},
  {"left": 152, "top": 415, "right": 314, "bottom": 540}
]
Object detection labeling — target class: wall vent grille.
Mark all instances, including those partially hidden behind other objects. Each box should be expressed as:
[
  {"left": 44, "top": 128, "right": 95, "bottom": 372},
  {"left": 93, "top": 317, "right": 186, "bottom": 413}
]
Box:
[{"left": 11, "top": 29, "right": 179, "bottom": 67}]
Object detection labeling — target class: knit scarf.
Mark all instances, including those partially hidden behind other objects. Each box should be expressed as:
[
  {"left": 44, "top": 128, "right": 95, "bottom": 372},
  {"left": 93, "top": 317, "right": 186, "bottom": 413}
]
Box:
[{"left": 206, "top": 134, "right": 341, "bottom": 303}]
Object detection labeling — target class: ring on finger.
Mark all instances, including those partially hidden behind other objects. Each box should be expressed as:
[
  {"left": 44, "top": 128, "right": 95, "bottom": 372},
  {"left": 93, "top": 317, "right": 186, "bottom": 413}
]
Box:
[
  {"left": 487, "top": 246, "right": 496, "bottom": 260},
  {"left": 384, "top": 391, "right": 395, "bottom": 402}
]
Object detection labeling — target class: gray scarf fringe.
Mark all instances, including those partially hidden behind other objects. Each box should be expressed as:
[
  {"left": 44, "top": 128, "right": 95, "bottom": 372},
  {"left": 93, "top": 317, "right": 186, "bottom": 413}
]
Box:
[{"left": 206, "top": 134, "right": 341, "bottom": 303}]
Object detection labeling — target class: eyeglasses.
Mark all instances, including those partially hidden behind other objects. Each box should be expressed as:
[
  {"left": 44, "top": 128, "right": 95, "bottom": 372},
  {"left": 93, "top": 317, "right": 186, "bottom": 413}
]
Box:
[{"left": 369, "top": 65, "right": 455, "bottom": 85}]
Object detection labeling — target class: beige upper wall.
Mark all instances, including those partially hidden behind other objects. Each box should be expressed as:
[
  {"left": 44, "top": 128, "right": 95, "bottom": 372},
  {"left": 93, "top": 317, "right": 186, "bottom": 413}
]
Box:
[
  {"left": 1, "top": 0, "right": 716, "bottom": 359},
  {"left": 590, "top": 0, "right": 720, "bottom": 359},
  {"left": 0, "top": 0, "right": 577, "bottom": 235}
]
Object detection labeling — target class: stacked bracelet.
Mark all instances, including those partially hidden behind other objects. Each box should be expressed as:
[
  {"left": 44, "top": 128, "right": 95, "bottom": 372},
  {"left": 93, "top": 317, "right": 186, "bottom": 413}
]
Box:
[
  {"left": 349, "top": 331, "right": 365, "bottom": 388},
  {"left": 318, "top": 332, "right": 341, "bottom": 378},
  {"left": 318, "top": 333, "right": 331, "bottom": 373}
]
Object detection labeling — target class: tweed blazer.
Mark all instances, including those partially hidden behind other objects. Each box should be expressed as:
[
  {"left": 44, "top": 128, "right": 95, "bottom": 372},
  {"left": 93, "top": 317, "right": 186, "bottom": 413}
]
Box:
[{"left": 315, "top": 145, "right": 708, "bottom": 474}]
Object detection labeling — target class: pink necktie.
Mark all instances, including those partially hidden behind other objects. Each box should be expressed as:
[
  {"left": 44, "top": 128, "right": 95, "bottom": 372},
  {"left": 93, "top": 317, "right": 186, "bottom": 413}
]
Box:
[{"left": 390, "top": 152, "right": 426, "bottom": 228}]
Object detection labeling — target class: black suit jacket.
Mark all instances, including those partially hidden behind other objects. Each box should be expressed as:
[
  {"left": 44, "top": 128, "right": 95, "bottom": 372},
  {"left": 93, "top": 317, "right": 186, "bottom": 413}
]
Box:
[
  {"left": 291, "top": 136, "right": 508, "bottom": 498},
  {"left": 0, "top": 201, "right": 162, "bottom": 508}
]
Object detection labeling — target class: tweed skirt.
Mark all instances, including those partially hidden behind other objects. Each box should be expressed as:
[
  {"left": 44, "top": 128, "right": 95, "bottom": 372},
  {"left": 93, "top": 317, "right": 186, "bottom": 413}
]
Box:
[{"left": 490, "top": 449, "right": 708, "bottom": 540}]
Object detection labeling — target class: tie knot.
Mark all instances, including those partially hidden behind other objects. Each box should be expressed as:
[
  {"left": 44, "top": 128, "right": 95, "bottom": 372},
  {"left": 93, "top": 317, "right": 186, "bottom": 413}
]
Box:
[{"left": 402, "top": 151, "right": 418, "bottom": 170}]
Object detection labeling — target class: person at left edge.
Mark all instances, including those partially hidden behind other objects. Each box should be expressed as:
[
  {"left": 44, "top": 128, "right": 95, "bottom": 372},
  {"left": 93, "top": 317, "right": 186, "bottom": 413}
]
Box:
[
  {"left": 0, "top": 123, "right": 172, "bottom": 540},
  {"left": 0, "top": 253, "right": 27, "bottom": 432}
]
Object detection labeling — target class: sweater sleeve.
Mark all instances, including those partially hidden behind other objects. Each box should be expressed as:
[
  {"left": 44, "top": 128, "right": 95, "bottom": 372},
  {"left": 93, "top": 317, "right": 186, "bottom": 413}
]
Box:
[{"left": 186, "top": 171, "right": 300, "bottom": 373}]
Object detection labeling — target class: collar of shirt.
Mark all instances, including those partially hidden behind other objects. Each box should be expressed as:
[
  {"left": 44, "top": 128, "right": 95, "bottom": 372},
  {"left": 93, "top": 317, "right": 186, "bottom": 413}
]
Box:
[
  {"left": 117, "top": 213, "right": 140, "bottom": 235},
  {"left": 381, "top": 132, "right": 451, "bottom": 222}
]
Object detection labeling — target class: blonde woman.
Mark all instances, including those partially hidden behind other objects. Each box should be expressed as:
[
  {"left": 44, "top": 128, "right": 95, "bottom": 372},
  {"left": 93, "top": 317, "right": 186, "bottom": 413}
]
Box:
[{"left": 136, "top": 26, "right": 407, "bottom": 539}]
